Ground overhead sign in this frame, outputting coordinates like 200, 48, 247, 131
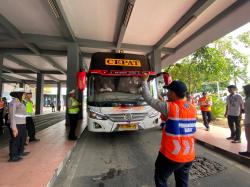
105, 58, 141, 67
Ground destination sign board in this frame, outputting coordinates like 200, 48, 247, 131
105, 58, 141, 67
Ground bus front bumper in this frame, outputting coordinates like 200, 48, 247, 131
87, 115, 161, 132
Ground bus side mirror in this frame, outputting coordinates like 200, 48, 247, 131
163, 73, 172, 86
77, 71, 86, 91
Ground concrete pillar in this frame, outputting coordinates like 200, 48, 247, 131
0, 55, 3, 97
35, 73, 44, 115
151, 49, 162, 73
67, 43, 79, 95
19, 81, 24, 88
78, 55, 84, 119
151, 49, 162, 89
67, 43, 84, 120
57, 82, 61, 111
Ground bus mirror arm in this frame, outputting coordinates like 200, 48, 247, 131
156, 72, 167, 77
147, 75, 156, 82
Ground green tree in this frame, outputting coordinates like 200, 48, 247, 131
166, 34, 250, 93
237, 31, 250, 48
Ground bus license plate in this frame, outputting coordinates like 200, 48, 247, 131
119, 124, 137, 130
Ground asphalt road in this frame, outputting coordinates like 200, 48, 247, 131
53, 128, 250, 187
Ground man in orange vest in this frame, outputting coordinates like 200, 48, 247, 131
198, 92, 212, 131
141, 73, 196, 187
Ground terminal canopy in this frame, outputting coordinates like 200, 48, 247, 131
0, 0, 250, 83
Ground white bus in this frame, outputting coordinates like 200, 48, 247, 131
87, 52, 161, 132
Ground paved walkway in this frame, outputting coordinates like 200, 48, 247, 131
195, 123, 247, 155
0, 120, 248, 187
0, 119, 86, 187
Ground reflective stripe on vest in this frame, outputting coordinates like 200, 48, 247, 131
160, 100, 196, 163
0, 101, 4, 109
68, 97, 80, 114
15, 114, 27, 118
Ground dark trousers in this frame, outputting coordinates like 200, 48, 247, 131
9, 124, 27, 158
201, 111, 211, 129
4, 113, 8, 126
227, 115, 241, 140
68, 114, 78, 139
155, 152, 192, 187
0, 110, 4, 133
26, 117, 36, 140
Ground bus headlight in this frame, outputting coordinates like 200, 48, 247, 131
88, 110, 108, 120
148, 110, 159, 118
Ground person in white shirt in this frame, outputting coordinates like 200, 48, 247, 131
224, 85, 244, 143
239, 84, 250, 157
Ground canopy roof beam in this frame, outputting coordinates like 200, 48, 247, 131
0, 14, 66, 74
48, 0, 76, 41
115, 0, 136, 51
46, 74, 60, 82
0, 48, 67, 56
1, 74, 22, 83
2, 69, 63, 74
153, 0, 215, 50
0, 33, 175, 53
5, 55, 39, 73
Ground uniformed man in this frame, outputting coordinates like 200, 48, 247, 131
9, 88, 30, 162
67, 89, 80, 140
141, 73, 197, 187
25, 91, 40, 142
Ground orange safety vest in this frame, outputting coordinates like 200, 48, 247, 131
199, 96, 211, 111
0, 101, 4, 110
160, 99, 196, 163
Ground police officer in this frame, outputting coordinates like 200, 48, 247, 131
67, 89, 80, 140
25, 91, 40, 142
9, 88, 30, 162
141, 73, 196, 187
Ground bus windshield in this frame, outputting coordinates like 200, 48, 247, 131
87, 75, 155, 106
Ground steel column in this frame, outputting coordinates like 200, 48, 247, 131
151, 49, 162, 90
35, 73, 44, 115
78, 55, 84, 119
151, 49, 161, 73
57, 82, 61, 111
67, 43, 79, 94
19, 81, 24, 88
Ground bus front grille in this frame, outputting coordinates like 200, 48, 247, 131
108, 113, 147, 122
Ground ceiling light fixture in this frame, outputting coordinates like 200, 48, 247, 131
48, 0, 60, 19
123, 2, 134, 27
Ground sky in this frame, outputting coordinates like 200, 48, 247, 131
226, 22, 250, 74
222, 22, 250, 90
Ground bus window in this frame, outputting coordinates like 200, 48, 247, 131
94, 76, 114, 93
117, 77, 141, 94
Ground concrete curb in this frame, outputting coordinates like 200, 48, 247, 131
46, 140, 78, 187
195, 138, 250, 168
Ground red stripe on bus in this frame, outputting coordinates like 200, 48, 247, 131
88, 70, 156, 76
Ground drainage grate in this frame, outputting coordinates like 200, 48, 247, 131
190, 156, 227, 180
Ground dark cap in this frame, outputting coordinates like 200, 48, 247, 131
165, 80, 187, 96
227, 85, 237, 89
202, 91, 207, 95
